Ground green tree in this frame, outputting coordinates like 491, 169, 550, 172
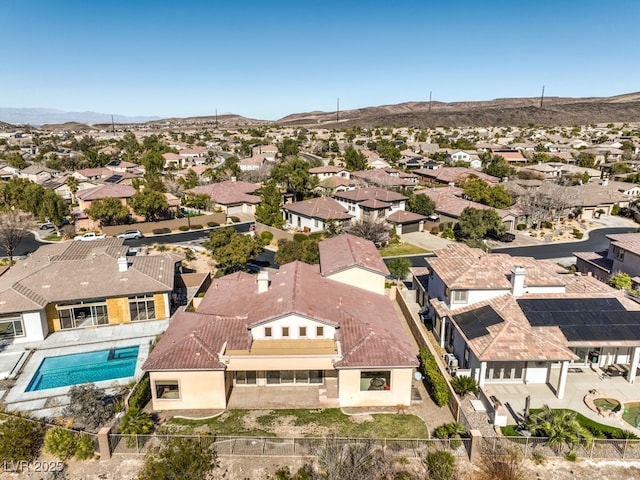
0, 414, 44, 464
204, 227, 263, 274
407, 192, 436, 216
271, 157, 318, 201
183, 193, 212, 211
255, 180, 285, 227
456, 207, 505, 240
177, 169, 200, 190
139, 150, 166, 176
526, 405, 593, 454
387, 257, 411, 283
344, 146, 367, 171
373, 138, 401, 163
450, 375, 479, 397
85, 197, 130, 226
278, 138, 300, 158
118, 131, 141, 162
425, 450, 457, 480
608, 272, 632, 290
576, 152, 596, 169
137, 437, 220, 480
482, 155, 515, 179
40, 189, 68, 225
274, 239, 320, 265
346, 219, 390, 246
66, 175, 79, 201
130, 189, 170, 222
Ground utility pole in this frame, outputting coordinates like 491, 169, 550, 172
215, 108, 218, 128
429, 91, 432, 113
540, 85, 545, 108
111, 115, 115, 134
336, 97, 339, 123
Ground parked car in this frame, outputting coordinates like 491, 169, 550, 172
38, 221, 54, 230
427, 214, 440, 222
500, 232, 516, 242
74, 232, 107, 241
116, 230, 144, 240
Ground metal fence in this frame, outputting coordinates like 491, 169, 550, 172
108, 434, 471, 458
483, 436, 640, 461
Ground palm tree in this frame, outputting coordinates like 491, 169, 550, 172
66, 175, 79, 203
450, 375, 479, 397
526, 405, 593, 454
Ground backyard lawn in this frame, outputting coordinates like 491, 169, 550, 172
379, 243, 429, 257
161, 408, 430, 439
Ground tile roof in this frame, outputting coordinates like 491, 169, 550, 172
414, 167, 500, 185
428, 244, 564, 290
319, 234, 389, 277
187, 180, 261, 205
0, 241, 182, 314
386, 210, 427, 224
333, 187, 407, 203
76, 183, 136, 201
146, 237, 415, 372
283, 197, 353, 221
607, 233, 640, 257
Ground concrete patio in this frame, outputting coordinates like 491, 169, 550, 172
482, 364, 640, 434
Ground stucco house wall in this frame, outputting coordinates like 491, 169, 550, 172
150, 370, 227, 410
338, 368, 414, 407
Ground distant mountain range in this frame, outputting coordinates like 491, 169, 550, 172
3, 93, 640, 129
0, 108, 160, 126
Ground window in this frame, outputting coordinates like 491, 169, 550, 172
282, 327, 289, 337
155, 380, 180, 399
265, 370, 323, 385
360, 371, 391, 391
267, 371, 280, 384
129, 295, 156, 321
264, 327, 272, 338
235, 371, 257, 385
299, 326, 307, 337
614, 247, 625, 261
57, 299, 108, 329
316, 326, 324, 337
0, 314, 24, 338
281, 370, 294, 384
451, 290, 468, 304
314, 219, 318, 228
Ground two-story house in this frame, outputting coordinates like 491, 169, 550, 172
575, 233, 640, 284
143, 234, 418, 410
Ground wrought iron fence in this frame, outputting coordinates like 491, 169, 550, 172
483, 436, 640, 460
108, 434, 470, 458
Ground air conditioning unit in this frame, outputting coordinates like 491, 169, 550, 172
444, 353, 457, 368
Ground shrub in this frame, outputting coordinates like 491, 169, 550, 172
152, 227, 171, 235
309, 232, 324, 241
183, 248, 195, 261
433, 422, 465, 450
293, 233, 309, 242
572, 228, 583, 239
229, 216, 240, 223
0, 414, 44, 463
425, 450, 456, 480
516, 223, 526, 230
261, 231, 274, 245
178, 225, 189, 231
476, 447, 526, 480
419, 348, 449, 407
128, 375, 152, 411
74, 434, 96, 460
190, 224, 203, 230
119, 408, 155, 446
137, 437, 220, 480
441, 228, 455, 239
44, 427, 78, 461
612, 203, 621, 215
430, 226, 440, 235
564, 451, 577, 462
64, 384, 114, 431
207, 221, 219, 227
438, 222, 445, 232
541, 221, 553, 229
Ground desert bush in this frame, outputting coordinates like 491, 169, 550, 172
178, 225, 189, 231
207, 221, 219, 227
0, 414, 44, 463
44, 427, 78, 460
476, 447, 526, 480
152, 227, 171, 234
64, 384, 114, 431
431, 226, 440, 235
516, 223, 526, 230
229, 216, 240, 223
190, 224, 203, 230
261, 230, 274, 245
293, 233, 309, 242
425, 450, 456, 480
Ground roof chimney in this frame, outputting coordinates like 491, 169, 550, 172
117, 256, 129, 272
257, 271, 270, 293
510, 266, 525, 297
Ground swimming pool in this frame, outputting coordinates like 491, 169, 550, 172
26, 346, 139, 392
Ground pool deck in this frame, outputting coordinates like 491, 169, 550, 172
0, 319, 170, 417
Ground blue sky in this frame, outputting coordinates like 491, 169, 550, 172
2, 0, 639, 120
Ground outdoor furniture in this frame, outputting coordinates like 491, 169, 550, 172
605, 364, 625, 377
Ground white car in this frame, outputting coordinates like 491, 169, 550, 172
74, 232, 107, 241
116, 230, 144, 240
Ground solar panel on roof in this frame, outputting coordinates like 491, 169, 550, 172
517, 298, 640, 342
105, 175, 123, 183
453, 305, 504, 340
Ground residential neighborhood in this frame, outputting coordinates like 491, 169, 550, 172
2, 117, 640, 478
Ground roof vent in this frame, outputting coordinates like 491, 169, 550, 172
257, 271, 270, 294
117, 256, 129, 272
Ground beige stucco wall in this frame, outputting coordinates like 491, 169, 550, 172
226, 356, 337, 372
338, 368, 414, 407
251, 314, 337, 340
326, 267, 385, 295
150, 370, 227, 410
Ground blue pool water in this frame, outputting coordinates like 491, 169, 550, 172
26, 346, 139, 392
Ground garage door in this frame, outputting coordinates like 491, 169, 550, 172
227, 205, 244, 215
402, 222, 421, 234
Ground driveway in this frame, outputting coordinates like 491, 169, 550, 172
400, 231, 454, 251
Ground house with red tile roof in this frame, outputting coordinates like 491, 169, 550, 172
416, 243, 640, 399
332, 187, 408, 223
143, 234, 418, 410
575, 232, 640, 284
186, 179, 261, 215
